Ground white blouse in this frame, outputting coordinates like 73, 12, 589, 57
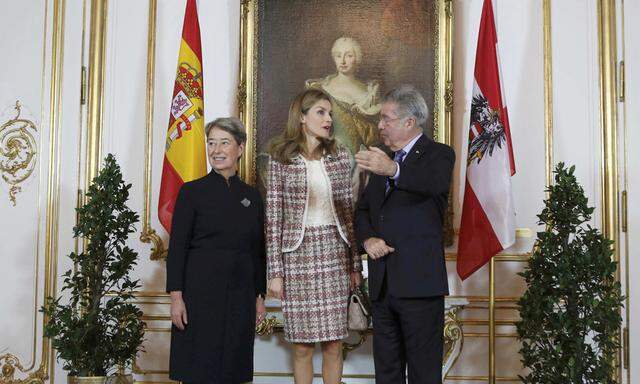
304, 159, 337, 227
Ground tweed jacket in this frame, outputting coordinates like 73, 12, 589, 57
266, 147, 361, 279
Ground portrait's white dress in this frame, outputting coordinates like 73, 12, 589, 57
306, 74, 381, 156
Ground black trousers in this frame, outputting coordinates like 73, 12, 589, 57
372, 280, 445, 384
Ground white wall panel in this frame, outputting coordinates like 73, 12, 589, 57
551, 0, 602, 226
494, 0, 546, 242
0, 0, 50, 368
0, 1, 84, 383
622, 0, 639, 382
102, 0, 151, 282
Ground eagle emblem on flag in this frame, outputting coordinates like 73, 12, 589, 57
457, 0, 516, 281
467, 93, 506, 166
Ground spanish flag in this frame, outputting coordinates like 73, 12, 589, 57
158, 0, 206, 234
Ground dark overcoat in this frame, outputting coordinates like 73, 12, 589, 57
166, 171, 266, 384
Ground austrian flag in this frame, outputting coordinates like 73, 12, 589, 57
457, 0, 516, 280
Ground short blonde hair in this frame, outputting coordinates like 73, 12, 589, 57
331, 37, 362, 64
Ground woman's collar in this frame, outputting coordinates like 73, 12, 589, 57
210, 169, 239, 182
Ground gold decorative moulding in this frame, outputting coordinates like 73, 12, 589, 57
0, 101, 38, 206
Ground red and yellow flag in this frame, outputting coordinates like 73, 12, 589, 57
158, 0, 206, 234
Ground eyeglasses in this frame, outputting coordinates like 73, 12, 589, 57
379, 115, 408, 126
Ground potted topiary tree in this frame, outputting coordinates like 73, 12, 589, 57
42, 154, 145, 384
517, 162, 624, 383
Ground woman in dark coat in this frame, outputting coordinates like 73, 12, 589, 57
166, 117, 266, 384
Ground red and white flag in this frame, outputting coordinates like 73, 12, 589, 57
457, 0, 516, 280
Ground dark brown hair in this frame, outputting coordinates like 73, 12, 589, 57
268, 89, 337, 164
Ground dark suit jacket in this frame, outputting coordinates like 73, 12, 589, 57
356, 135, 455, 300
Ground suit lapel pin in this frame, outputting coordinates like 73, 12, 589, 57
241, 198, 251, 207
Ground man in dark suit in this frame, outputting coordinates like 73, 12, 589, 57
355, 85, 455, 383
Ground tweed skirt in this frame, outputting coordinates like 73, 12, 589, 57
281, 224, 350, 343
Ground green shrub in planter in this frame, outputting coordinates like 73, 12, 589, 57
517, 163, 623, 383
42, 154, 145, 377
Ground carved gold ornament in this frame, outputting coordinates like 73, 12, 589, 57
139, 228, 167, 260
0, 101, 38, 206
0, 354, 47, 384
442, 306, 464, 377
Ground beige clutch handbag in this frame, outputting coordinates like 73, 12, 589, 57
347, 286, 371, 331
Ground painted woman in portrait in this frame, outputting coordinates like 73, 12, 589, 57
306, 37, 381, 197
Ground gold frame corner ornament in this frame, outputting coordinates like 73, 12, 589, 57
0, 100, 38, 206
0, 354, 48, 384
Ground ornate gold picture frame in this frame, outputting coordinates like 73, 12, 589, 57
237, 0, 453, 187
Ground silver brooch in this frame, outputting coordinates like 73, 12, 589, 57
240, 198, 251, 207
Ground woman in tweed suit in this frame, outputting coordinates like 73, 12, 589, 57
266, 89, 362, 384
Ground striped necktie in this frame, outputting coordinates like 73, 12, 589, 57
386, 149, 407, 192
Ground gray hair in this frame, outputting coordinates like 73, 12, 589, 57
331, 37, 363, 65
382, 85, 429, 129
205, 117, 246, 145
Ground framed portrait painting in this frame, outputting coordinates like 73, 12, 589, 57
238, 0, 453, 210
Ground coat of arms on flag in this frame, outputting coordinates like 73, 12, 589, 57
468, 93, 507, 165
